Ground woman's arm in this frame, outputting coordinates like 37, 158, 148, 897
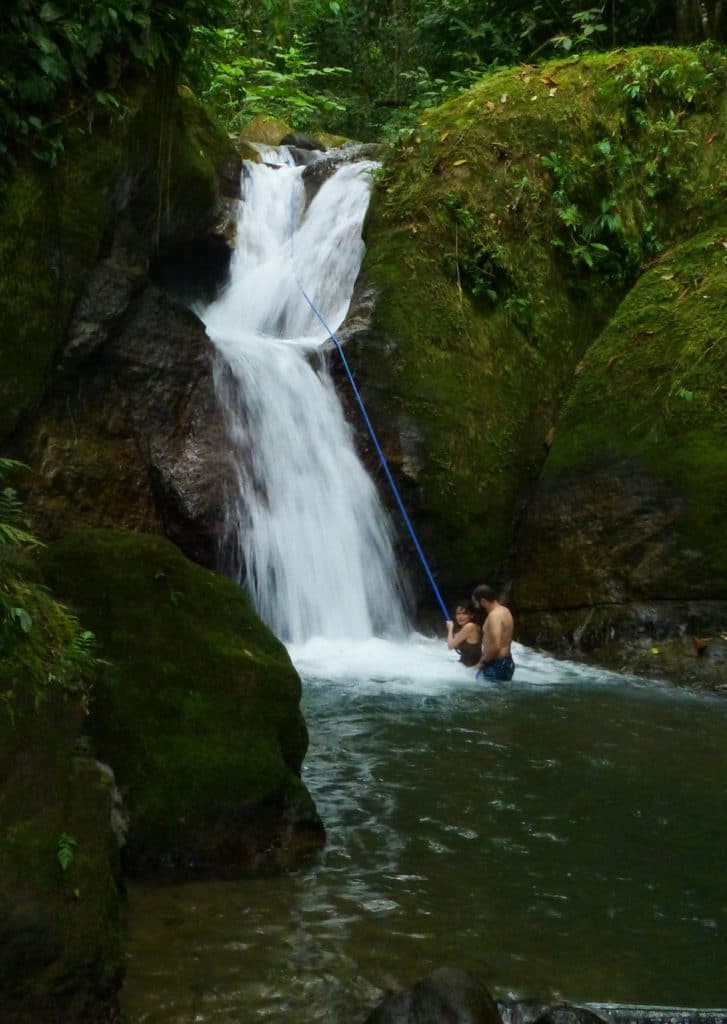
447, 621, 479, 650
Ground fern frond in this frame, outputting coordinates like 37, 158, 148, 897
0, 523, 41, 548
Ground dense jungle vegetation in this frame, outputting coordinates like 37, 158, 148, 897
2, 0, 726, 181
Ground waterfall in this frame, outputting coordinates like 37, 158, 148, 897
202, 149, 410, 644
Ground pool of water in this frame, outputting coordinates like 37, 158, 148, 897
122, 639, 727, 1022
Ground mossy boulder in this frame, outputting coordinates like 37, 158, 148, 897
240, 114, 292, 146
39, 529, 324, 872
511, 228, 727, 688
5, 80, 241, 564
361, 46, 727, 593
0, 686, 122, 1023
0, 76, 240, 448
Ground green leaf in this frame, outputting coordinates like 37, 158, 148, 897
39, 3, 62, 21
57, 833, 78, 872
10, 607, 33, 633
0, 523, 41, 547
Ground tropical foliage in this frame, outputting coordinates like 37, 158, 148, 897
0, 0, 231, 174
3, 0, 725, 165
0, 459, 100, 718
198, 0, 727, 138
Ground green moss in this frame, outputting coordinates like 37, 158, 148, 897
363, 46, 727, 587
540, 227, 727, 595
0, 77, 238, 446
0, 687, 121, 1018
0, 130, 124, 442
240, 115, 292, 145
38, 529, 319, 866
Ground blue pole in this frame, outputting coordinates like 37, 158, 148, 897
287, 165, 450, 621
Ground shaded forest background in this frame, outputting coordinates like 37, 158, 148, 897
2, 0, 726, 182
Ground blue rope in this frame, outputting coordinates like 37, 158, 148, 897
286, 163, 450, 621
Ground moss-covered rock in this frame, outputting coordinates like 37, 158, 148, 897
0, 76, 240, 448
511, 228, 727, 688
4, 79, 242, 565
0, 686, 122, 1023
361, 46, 727, 592
240, 114, 292, 146
39, 529, 324, 872
0, 129, 125, 444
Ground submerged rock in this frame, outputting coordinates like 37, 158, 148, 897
364, 967, 502, 1024
532, 1008, 610, 1024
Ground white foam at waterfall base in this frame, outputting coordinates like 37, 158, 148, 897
286, 635, 654, 696
202, 152, 409, 643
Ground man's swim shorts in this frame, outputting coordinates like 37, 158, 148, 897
477, 656, 515, 681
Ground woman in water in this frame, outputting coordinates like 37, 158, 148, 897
446, 600, 483, 668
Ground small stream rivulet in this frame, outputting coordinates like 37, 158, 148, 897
122, 150, 727, 1021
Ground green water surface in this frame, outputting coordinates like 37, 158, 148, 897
123, 665, 727, 1022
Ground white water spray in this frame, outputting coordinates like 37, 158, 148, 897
202, 150, 409, 643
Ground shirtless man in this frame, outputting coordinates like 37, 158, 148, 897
472, 584, 515, 681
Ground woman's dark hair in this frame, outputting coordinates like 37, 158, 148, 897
455, 598, 483, 627
454, 598, 476, 616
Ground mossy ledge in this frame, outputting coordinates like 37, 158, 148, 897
39, 529, 325, 874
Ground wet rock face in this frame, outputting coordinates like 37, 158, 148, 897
511, 453, 727, 688
302, 142, 381, 204
5, 80, 242, 569
512, 458, 689, 609
20, 285, 234, 568
364, 968, 502, 1024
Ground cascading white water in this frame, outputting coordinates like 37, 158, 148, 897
202, 149, 409, 644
